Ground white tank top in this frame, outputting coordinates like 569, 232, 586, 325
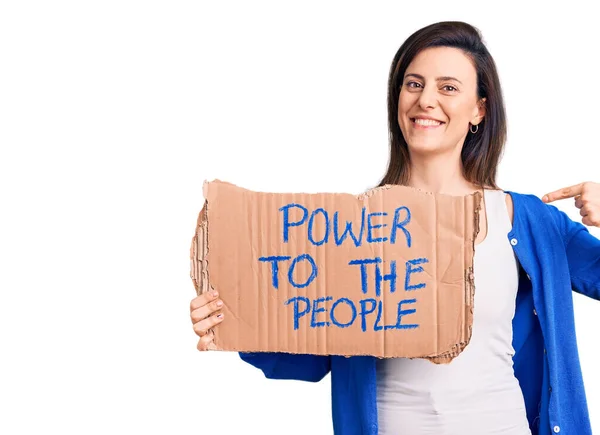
376, 189, 531, 435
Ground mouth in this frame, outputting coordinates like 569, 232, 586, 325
410, 117, 445, 129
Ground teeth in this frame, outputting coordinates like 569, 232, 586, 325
414, 118, 442, 126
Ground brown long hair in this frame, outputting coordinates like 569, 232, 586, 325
377, 21, 507, 189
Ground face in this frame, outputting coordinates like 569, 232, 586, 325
398, 46, 485, 155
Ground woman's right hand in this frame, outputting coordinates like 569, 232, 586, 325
190, 290, 225, 351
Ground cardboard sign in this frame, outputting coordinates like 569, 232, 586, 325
190, 180, 481, 363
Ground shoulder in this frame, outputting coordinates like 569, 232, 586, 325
499, 189, 547, 226
502, 189, 576, 238
501, 189, 544, 211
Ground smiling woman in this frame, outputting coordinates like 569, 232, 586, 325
398, 48, 486, 157
379, 29, 505, 191
190, 20, 600, 435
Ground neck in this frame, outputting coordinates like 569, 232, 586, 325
406, 151, 480, 196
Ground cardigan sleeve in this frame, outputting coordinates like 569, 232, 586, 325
549, 204, 600, 301
238, 352, 331, 382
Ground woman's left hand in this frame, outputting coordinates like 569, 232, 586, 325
543, 181, 600, 227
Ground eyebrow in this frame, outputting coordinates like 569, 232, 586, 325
404, 73, 463, 85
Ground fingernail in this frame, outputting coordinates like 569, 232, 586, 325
216, 313, 223, 319
542, 195, 548, 202
211, 291, 218, 298
216, 299, 223, 307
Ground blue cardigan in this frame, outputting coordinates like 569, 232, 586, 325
239, 191, 600, 435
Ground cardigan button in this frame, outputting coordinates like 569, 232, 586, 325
553, 425, 560, 433
533, 309, 537, 316
510, 238, 518, 246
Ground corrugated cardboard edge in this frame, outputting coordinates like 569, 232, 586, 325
190, 180, 482, 360
422, 189, 481, 364
189, 180, 219, 351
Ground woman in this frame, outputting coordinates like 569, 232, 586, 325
190, 21, 600, 435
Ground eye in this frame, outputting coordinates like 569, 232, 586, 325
406, 81, 422, 89
443, 85, 458, 92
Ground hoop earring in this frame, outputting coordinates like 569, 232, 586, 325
469, 123, 479, 134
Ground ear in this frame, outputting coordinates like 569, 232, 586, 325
471, 97, 486, 124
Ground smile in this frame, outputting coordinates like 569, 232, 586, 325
410, 118, 445, 129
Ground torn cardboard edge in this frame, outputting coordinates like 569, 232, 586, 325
190, 179, 481, 363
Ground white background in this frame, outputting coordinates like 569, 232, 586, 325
1, 1, 599, 434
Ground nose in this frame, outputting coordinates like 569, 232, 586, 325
417, 84, 438, 109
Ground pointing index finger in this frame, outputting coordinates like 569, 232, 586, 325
543, 183, 584, 203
